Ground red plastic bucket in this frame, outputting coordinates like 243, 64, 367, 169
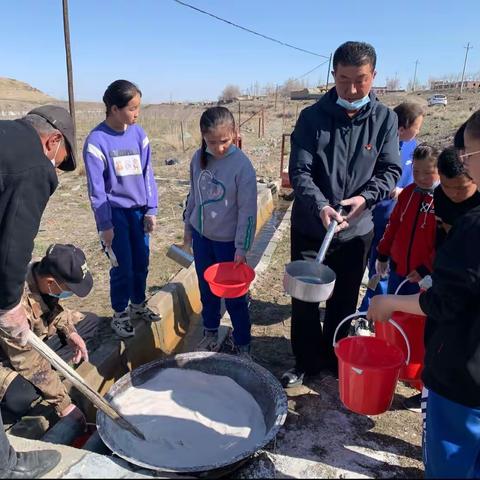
376, 312, 425, 389
204, 262, 255, 298
334, 313, 409, 415
375, 279, 427, 390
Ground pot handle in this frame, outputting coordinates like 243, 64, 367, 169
315, 206, 345, 264
332, 311, 411, 365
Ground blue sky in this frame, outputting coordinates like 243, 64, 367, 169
0, 0, 478, 102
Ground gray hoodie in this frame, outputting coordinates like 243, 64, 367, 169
184, 147, 257, 256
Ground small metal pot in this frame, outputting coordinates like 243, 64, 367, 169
167, 244, 194, 268
283, 214, 340, 302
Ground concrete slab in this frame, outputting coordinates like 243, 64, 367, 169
7, 435, 156, 479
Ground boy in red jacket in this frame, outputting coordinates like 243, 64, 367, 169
376, 144, 440, 295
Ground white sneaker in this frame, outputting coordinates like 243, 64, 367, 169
195, 330, 220, 352
129, 302, 161, 323
111, 311, 135, 338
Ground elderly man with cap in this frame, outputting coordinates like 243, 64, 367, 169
0, 244, 92, 425
0, 106, 76, 478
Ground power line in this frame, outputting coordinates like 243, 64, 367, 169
172, 0, 329, 59
295, 59, 330, 81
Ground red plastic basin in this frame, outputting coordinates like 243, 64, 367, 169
204, 262, 255, 298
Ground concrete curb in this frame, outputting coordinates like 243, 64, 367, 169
251, 202, 292, 284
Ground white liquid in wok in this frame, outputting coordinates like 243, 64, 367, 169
108, 368, 266, 470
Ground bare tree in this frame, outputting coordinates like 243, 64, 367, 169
262, 82, 276, 96
386, 76, 400, 91
407, 79, 422, 92
280, 78, 306, 96
219, 84, 241, 103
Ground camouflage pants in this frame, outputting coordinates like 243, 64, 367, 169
0, 334, 71, 415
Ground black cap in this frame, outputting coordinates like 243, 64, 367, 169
39, 244, 93, 298
27, 105, 77, 172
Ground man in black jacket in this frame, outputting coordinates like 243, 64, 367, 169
282, 41, 401, 387
0, 105, 76, 478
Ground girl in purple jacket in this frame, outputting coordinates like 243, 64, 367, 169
83, 80, 159, 337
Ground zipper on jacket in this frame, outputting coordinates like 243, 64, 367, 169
405, 196, 422, 273
342, 123, 354, 201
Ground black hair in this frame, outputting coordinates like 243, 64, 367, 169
199, 106, 236, 170
333, 41, 377, 71
103, 80, 142, 116
413, 143, 440, 166
454, 122, 467, 149
394, 102, 425, 129
36, 253, 54, 278
438, 146, 471, 179
465, 109, 480, 139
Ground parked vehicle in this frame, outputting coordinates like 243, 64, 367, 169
428, 94, 448, 107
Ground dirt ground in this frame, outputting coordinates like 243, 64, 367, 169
237, 222, 424, 479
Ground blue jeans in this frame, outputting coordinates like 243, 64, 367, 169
192, 229, 251, 347
424, 389, 480, 478
387, 268, 420, 295
110, 208, 150, 313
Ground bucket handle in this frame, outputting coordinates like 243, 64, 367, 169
332, 311, 411, 365
394, 278, 422, 296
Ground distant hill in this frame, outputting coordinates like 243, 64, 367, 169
0, 77, 56, 103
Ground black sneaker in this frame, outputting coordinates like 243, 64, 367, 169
281, 368, 305, 388
403, 393, 422, 413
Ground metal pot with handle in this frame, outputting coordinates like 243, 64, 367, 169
283, 208, 343, 302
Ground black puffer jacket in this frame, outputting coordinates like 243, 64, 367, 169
420, 204, 480, 407
0, 119, 57, 310
289, 87, 401, 241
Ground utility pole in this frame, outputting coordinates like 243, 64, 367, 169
460, 42, 473, 93
274, 84, 278, 111
325, 52, 332, 90
62, 0, 76, 140
412, 60, 419, 92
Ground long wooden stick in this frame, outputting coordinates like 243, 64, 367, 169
26, 331, 145, 440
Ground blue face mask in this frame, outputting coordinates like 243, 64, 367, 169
48, 281, 74, 299
415, 179, 440, 194
336, 95, 371, 111
206, 144, 237, 158
49, 290, 74, 300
